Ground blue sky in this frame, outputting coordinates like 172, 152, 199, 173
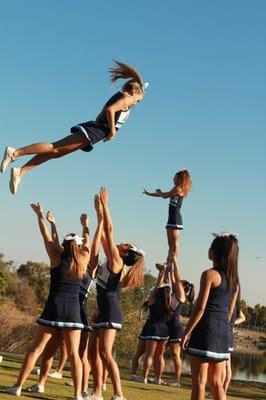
0, 1, 265, 306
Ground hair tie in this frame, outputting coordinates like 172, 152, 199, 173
64, 234, 84, 246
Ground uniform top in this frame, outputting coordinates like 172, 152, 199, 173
149, 296, 169, 322
170, 294, 184, 318
96, 92, 131, 130
169, 194, 183, 208
47, 256, 82, 297
96, 260, 122, 295
204, 268, 233, 316
80, 272, 94, 299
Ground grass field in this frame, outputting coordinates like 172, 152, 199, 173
0, 353, 265, 400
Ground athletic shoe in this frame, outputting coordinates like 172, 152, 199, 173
168, 380, 181, 387
9, 167, 22, 194
48, 370, 62, 379
152, 378, 167, 385
6, 385, 22, 396
134, 376, 147, 384
87, 394, 103, 400
73, 396, 83, 400
0, 146, 16, 173
32, 367, 40, 375
82, 392, 88, 399
111, 396, 127, 400
129, 374, 140, 381
26, 383, 44, 393
0, 355, 3, 362
102, 383, 107, 391
65, 380, 74, 386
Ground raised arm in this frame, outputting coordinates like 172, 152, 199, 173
46, 210, 63, 252
99, 187, 123, 273
88, 194, 104, 278
181, 269, 215, 350
143, 186, 180, 199
170, 263, 186, 303
80, 213, 90, 257
31, 203, 60, 266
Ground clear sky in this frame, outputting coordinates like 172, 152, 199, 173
0, 1, 265, 306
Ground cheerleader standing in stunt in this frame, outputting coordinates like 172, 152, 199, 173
181, 233, 240, 400
143, 170, 191, 268
6, 203, 90, 400
1, 60, 147, 194
89, 188, 144, 400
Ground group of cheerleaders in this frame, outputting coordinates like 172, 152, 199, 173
2, 61, 241, 400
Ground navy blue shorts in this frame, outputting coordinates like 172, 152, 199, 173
71, 121, 110, 152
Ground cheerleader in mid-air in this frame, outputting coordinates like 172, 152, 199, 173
1, 60, 147, 194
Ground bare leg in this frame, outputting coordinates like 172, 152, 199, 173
89, 330, 103, 396
190, 355, 209, 400
99, 328, 123, 397
154, 341, 167, 380
15, 325, 55, 387
143, 340, 158, 380
131, 339, 145, 375
79, 330, 90, 394
16, 133, 89, 176
208, 361, 226, 400
62, 329, 82, 396
56, 339, 68, 374
166, 228, 180, 269
170, 343, 182, 382
223, 356, 232, 395
38, 332, 62, 385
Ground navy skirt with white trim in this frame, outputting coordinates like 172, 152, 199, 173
37, 294, 84, 330
168, 317, 184, 343
139, 319, 169, 341
165, 205, 183, 230
93, 293, 122, 331
187, 314, 230, 361
71, 121, 109, 152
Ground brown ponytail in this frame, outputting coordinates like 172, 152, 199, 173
109, 60, 144, 94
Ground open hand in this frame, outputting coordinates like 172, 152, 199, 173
94, 194, 103, 217
99, 187, 109, 204
31, 202, 43, 215
103, 132, 116, 142
80, 213, 89, 227
46, 210, 56, 224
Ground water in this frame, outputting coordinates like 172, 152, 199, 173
180, 350, 266, 383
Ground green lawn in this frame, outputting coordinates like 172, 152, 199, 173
0, 353, 265, 400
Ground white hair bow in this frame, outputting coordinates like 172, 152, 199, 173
64, 234, 84, 246
212, 231, 238, 238
142, 82, 149, 91
130, 244, 146, 256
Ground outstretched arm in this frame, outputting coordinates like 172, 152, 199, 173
143, 186, 179, 199
99, 187, 123, 273
170, 262, 186, 303
89, 194, 104, 278
31, 203, 60, 266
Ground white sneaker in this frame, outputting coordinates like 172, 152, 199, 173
134, 376, 147, 384
32, 367, 40, 375
0, 355, 3, 362
26, 383, 44, 393
9, 167, 22, 194
0, 146, 16, 173
153, 378, 167, 385
6, 385, 22, 396
129, 374, 139, 381
102, 383, 107, 391
168, 380, 181, 387
73, 396, 83, 400
87, 394, 103, 400
65, 380, 74, 386
48, 370, 62, 379
111, 396, 127, 400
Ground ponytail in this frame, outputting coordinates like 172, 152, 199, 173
109, 60, 144, 94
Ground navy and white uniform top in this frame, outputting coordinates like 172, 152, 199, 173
166, 194, 184, 230
80, 272, 94, 331
167, 294, 185, 342
37, 256, 84, 329
71, 92, 131, 152
187, 268, 233, 361
96, 91, 131, 129
93, 260, 123, 330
